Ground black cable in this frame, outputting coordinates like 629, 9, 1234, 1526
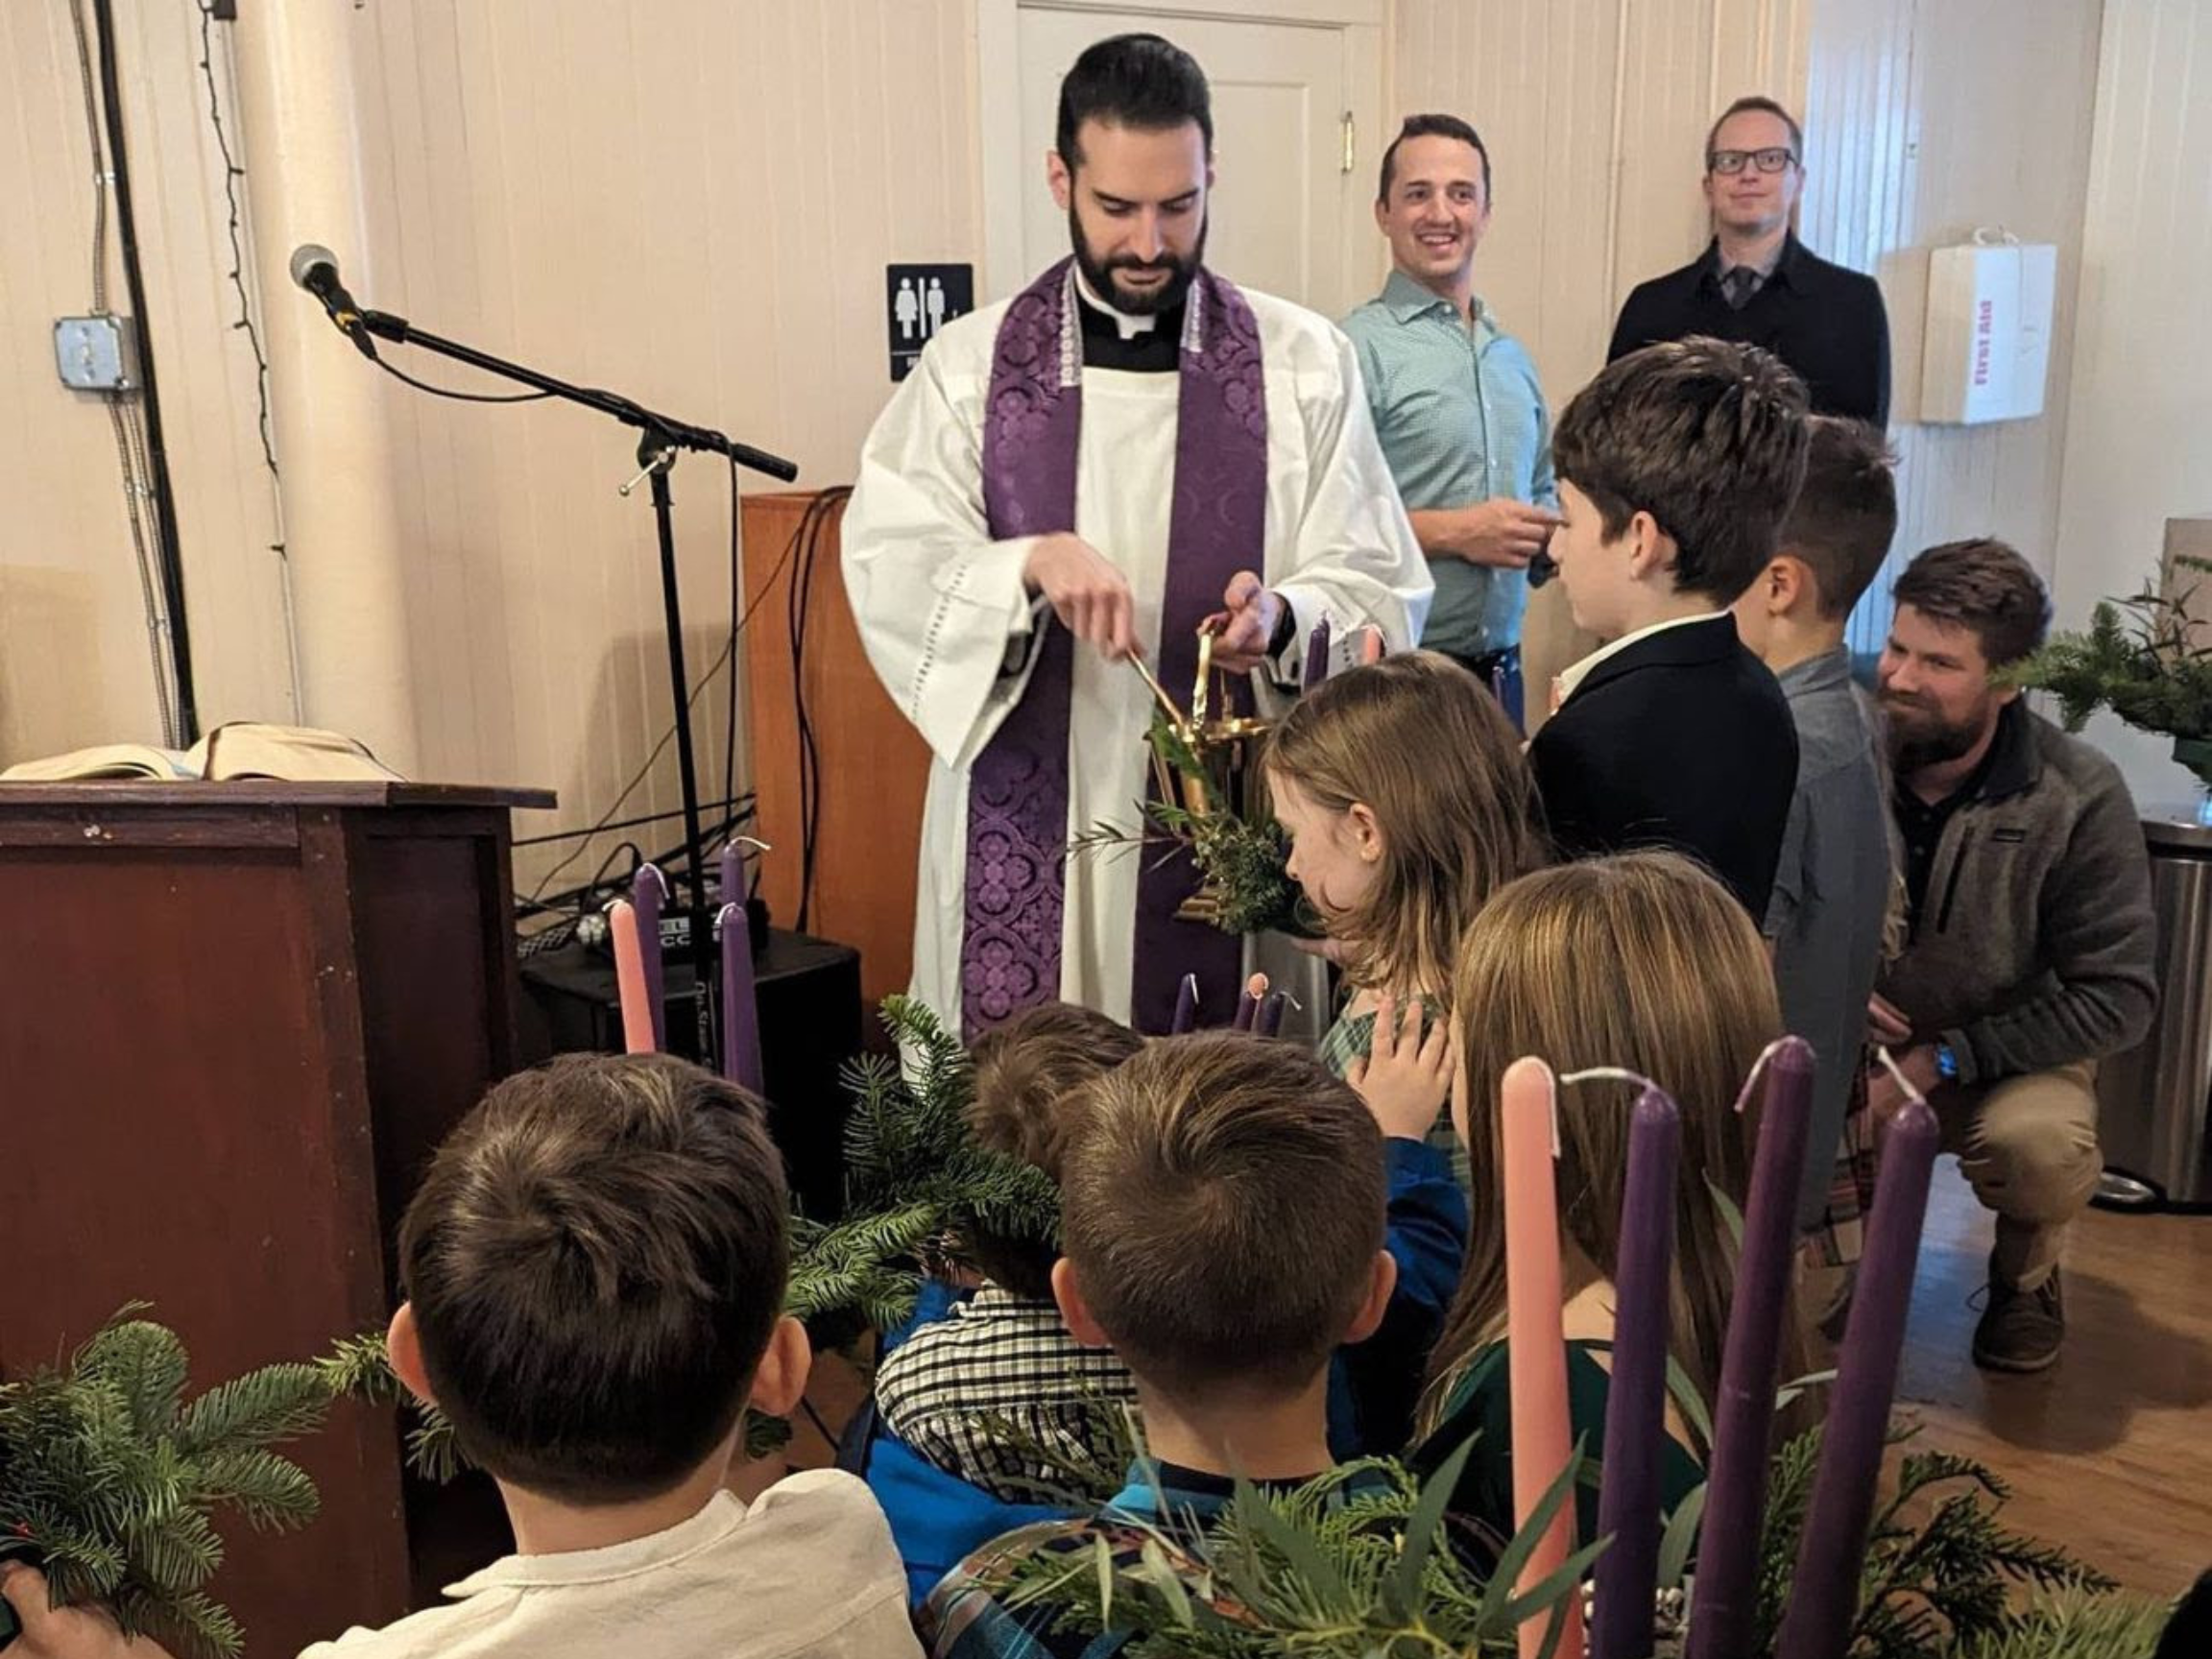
91, 0, 198, 744
786, 488, 850, 934
369, 354, 556, 404
195, 4, 278, 483
513, 793, 753, 849
524, 484, 811, 905
801, 1396, 839, 1450
724, 461, 742, 825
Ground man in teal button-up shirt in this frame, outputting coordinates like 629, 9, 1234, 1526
1342, 115, 1559, 726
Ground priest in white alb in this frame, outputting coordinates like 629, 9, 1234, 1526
843, 34, 1430, 1038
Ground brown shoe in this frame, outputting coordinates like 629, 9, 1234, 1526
1972, 1265, 2064, 1373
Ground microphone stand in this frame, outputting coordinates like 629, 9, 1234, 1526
352, 303, 796, 1060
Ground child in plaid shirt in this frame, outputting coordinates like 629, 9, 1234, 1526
874, 1004, 1145, 1504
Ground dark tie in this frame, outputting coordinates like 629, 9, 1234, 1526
1722, 266, 1762, 311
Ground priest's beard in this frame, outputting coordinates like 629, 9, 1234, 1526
1070, 206, 1207, 316
1884, 688, 1995, 774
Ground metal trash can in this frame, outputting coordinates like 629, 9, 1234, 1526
2097, 809, 2212, 1209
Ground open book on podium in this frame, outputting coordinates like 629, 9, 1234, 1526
1, 721, 398, 783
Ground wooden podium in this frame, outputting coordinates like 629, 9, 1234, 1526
0, 781, 551, 1658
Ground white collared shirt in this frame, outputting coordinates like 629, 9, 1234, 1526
1552, 611, 1731, 708
300, 1473, 920, 1659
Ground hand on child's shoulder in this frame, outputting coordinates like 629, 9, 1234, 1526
1345, 994, 1455, 1143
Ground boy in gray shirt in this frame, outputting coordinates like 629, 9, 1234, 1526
1730, 417, 1897, 1233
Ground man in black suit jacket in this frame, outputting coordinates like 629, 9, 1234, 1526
1532, 338, 1809, 917
1608, 97, 1889, 425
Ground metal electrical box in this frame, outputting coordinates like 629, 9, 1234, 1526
53, 314, 141, 392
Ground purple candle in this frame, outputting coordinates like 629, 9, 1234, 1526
1170, 973, 1200, 1034
717, 900, 764, 1093
1256, 991, 1287, 1038
631, 863, 669, 1051
1594, 1085, 1680, 1659
1301, 614, 1334, 691
1684, 1037, 1815, 1659
1774, 1097, 1939, 1659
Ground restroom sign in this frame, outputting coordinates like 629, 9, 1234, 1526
888, 264, 974, 381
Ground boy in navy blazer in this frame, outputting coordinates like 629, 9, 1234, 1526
1529, 337, 1810, 916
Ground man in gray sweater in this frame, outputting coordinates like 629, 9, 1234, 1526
1865, 540, 2155, 1373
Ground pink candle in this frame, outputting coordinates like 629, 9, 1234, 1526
1232, 971, 1268, 1032
608, 900, 657, 1054
1503, 1056, 1581, 1659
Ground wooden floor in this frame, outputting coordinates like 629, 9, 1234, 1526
764, 1157, 2212, 1598
1892, 1158, 2212, 1597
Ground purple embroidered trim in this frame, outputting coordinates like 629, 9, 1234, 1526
962, 260, 1266, 1038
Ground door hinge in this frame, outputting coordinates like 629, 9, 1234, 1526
1340, 110, 1356, 175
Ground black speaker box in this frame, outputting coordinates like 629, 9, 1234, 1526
518, 929, 862, 1219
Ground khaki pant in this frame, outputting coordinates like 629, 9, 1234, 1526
1930, 1061, 2102, 1290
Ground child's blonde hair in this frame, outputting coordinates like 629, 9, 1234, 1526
1264, 651, 1544, 998
1419, 852, 1811, 1442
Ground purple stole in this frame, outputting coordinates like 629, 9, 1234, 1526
962, 258, 1265, 1040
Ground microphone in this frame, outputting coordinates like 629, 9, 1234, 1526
289, 244, 377, 357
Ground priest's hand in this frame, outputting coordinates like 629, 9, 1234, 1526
1024, 533, 1141, 661
1213, 570, 1284, 672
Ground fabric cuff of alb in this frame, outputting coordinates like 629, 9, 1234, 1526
1263, 588, 1310, 685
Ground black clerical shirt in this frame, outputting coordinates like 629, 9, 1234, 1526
1607, 232, 1891, 424
1078, 292, 1181, 372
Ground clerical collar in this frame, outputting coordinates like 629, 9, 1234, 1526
1074, 276, 1184, 373
1074, 271, 1164, 338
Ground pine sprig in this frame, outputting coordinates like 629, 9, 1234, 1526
1737, 1420, 2128, 1659
981, 1434, 1597, 1659
0, 1310, 333, 1659
2007, 559, 2212, 762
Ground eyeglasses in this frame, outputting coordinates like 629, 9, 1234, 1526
1708, 147, 1797, 176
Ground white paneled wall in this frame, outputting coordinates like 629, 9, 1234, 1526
2050, 0, 2212, 807
0, 1, 297, 760
1, 2, 983, 894
1804, 0, 2104, 662
1390, 0, 1807, 400
349, 0, 983, 889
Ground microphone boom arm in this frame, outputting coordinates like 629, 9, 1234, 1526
352, 307, 796, 480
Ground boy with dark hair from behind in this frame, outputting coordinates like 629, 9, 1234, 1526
1731, 415, 1900, 1243
1532, 335, 1810, 918
923, 1035, 1400, 1659
0, 1053, 922, 1659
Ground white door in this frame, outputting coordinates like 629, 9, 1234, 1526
986, 5, 1383, 320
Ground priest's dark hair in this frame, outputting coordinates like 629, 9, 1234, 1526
397, 1052, 791, 1503
1056, 33, 1214, 167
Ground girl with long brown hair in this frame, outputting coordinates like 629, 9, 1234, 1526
1413, 851, 1815, 1543
1263, 651, 1546, 1141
